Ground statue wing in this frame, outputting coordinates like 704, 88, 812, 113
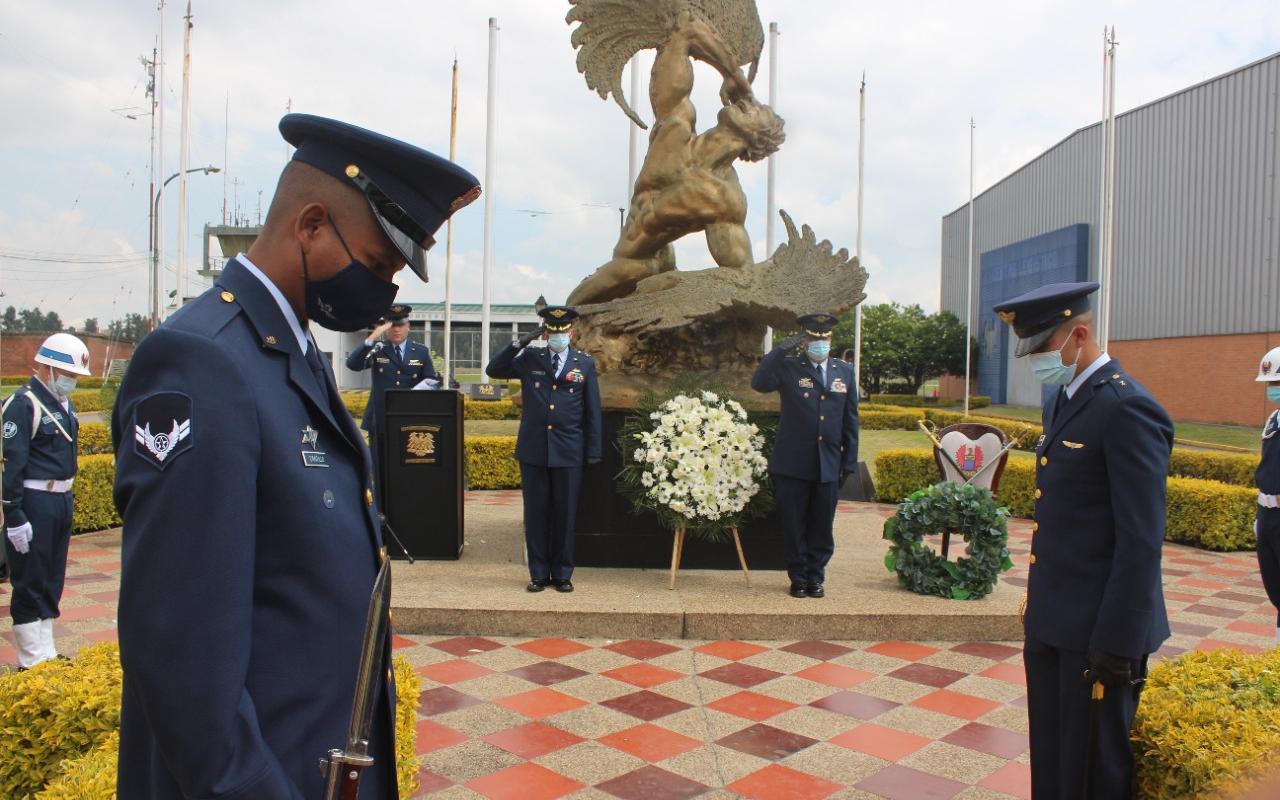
567, 0, 765, 129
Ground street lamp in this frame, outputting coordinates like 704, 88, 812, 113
151, 165, 220, 327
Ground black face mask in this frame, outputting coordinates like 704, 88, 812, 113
301, 214, 399, 332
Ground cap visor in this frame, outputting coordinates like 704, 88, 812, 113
1014, 328, 1056, 358
364, 196, 430, 281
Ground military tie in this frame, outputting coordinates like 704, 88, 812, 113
552, 352, 562, 378
1052, 387, 1067, 421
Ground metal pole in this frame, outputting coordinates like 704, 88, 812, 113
480, 17, 498, 385
854, 73, 865, 393
176, 1, 192, 311
145, 48, 158, 328
155, 0, 166, 329
762, 21, 778, 353
1103, 28, 1118, 350
964, 118, 975, 416
1096, 27, 1111, 349
628, 53, 641, 197
222, 92, 229, 224
444, 57, 458, 386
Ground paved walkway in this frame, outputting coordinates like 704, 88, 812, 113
1, 493, 1274, 799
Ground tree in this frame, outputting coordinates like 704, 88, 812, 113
858, 303, 911, 394
107, 313, 150, 343
858, 303, 977, 394
1, 306, 17, 332
83, 318, 100, 334
41, 311, 63, 332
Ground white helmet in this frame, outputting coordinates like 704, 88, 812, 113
1257, 346, 1280, 382
35, 332, 92, 376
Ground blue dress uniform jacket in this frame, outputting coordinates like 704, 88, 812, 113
1258, 409, 1280, 494
2, 379, 79, 527
751, 349, 860, 482
346, 338, 438, 432
486, 343, 602, 466
111, 258, 396, 800
1025, 360, 1173, 659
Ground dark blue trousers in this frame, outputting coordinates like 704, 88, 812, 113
1024, 635, 1147, 800
772, 474, 838, 585
5, 490, 73, 624
519, 463, 582, 582
1257, 507, 1280, 626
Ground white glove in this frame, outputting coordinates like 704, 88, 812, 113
7, 522, 33, 555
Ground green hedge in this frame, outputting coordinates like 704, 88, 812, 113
465, 436, 521, 489
3, 376, 105, 389
871, 393, 990, 409
72, 455, 121, 534
1133, 648, 1280, 799
78, 423, 112, 455
337, 391, 520, 421
861, 408, 928, 430
874, 449, 1257, 551
1169, 450, 1259, 488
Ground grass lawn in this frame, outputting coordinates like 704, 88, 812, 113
987, 403, 1261, 452
466, 419, 520, 437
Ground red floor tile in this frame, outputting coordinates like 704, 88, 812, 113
596, 765, 708, 800
867, 641, 939, 661
391, 634, 417, 650
941, 722, 1028, 759
978, 761, 1032, 799
493, 687, 588, 719
979, 662, 1028, 686
694, 640, 770, 661
792, 662, 875, 689
707, 690, 797, 722
810, 690, 899, 720
602, 663, 685, 689
888, 662, 969, 688
418, 686, 484, 716
601, 690, 693, 721
912, 689, 1001, 720
483, 721, 583, 759
416, 658, 494, 685
716, 723, 817, 761
950, 642, 1021, 661
856, 763, 967, 800
779, 640, 854, 661
415, 719, 469, 755
605, 639, 682, 660
728, 763, 842, 800
430, 636, 505, 657
598, 723, 702, 762
412, 767, 453, 796
1226, 620, 1276, 637
506, 660, 589, 686
698, 662, 784, 688
1195, 639, 1264, 654
466, 762, 584, 800
829, 723, 931, 761
515, 638, 592, 659
57, 605, 114, 621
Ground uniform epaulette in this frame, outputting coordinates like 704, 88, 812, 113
166, 290, 240, 339
1098, 371, 1136, 396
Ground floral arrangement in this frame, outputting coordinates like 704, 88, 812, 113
617, 389, 772, 540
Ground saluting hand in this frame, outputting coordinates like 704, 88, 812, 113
369, 321, 394, 341
777, 333, 805, 352
517, 326, 546, 348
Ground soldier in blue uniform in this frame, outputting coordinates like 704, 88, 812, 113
346, 302, 439, 480
486, 306, 601, 592
994, 282, 1173, 800
751, 313, 859, 599
2, 333, 90, 669
1253, 346, 1280, 645
111, 113, 479, 800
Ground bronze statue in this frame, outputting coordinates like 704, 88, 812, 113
567, 0, 784, 305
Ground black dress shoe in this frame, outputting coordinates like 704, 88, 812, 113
527, 579, 550, 592
807, 582, 825, 598
789, 583, 808, 598
553, 579, 574, 593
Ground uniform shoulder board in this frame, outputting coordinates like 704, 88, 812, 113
1099, 371, 1136, 396
169, 289, 240, 338
575, 350, 594, 361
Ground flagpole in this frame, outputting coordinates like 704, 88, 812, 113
444, 57, 459, 386
480, 17, 498, 385
854, 73, 865, 393
964, 118, 975, 417
176, 1, 193, 311
762, 21, 779, 353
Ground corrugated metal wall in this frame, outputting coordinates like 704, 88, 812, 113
941, 52, 1279, 341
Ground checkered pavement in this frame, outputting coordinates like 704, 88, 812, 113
1, 493, 1274, 799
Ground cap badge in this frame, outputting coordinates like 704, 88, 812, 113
996, 310, 1016, 325
1265, 361, 1273, 374
1063, 308, 1073, 317
549, 308, 567, 318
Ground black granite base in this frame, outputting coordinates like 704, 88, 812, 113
576, 410, 787, 570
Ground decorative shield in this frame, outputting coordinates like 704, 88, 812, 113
933, 423, 1011, 494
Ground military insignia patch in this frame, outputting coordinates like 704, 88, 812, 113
2, 421, 16, 439
831, 378, 848, 393
566, 368, 585, 383
133, 392, 193, 471
798, 377, 814, 388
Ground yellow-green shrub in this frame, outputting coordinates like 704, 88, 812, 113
0, 642, 122, 798
394, 652, 423, 797
36, 732, 118, 800
870, 393, 990, 409
465, 436, 521, 489
924, 409, 1043, 451
1165, 477, 1258, 551
464, 398, 520, 420
4, 376, 105, 389
874, 448, 1034, 516
1169, 450, 1258, 488
341, 390, 369, 419
77, 422, 112, 455
69, 389, 108, 414
860, 408, 927, 430
72, 455, 120, 534
1133, 648, 1280, 800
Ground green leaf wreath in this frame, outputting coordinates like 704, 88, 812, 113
616, 376, 775, 542
882, 482, 1014, 600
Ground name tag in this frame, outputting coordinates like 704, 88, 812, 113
375, 357, 390, 364
302, 451, 330, 468
408, 359, 423, 366
531, 370, 547, 376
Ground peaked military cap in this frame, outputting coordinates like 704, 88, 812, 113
384, 303, 412, 323
538, 305, 579, 332
797, 312, 838, 338
279, 113, 481, 283
993, 281, 1099, 357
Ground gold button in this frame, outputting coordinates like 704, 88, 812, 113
1029, 554, 1038, 564
1032, 522, 1039, 532
365, 488, 373, 507
220, 290, 235, 303
818, 435, 823, 441
1040, 457, 1048, 466
819, 415, 825, 421
547, 424, 553, 430
1035, 489, 1042, 499
821, 395, 828, 401
552, 385, 557, 391
549, 404, 555, 410
379, 547, 388, 565
1112, 373, 1120, 379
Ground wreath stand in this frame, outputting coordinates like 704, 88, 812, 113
668, 527, 752, 590
918, 420, 1015, 558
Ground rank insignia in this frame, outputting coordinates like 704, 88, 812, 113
831, 378, 848, 393
1062, 440, 1085, 449
301, 426, 319, 448
133, 392, 193, 471
798, 377, 814, 388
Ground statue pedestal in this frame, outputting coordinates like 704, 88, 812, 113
575, 410, 788, 570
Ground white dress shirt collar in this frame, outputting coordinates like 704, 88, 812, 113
1066, 352, 1111, 399
236, 253, 310, 355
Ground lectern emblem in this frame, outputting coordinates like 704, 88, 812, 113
406, 431, 436, 457
401, 424, 442, 465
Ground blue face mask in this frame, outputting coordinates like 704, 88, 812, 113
1028, 329, 1082, 386
806, 340, 831, 362
547, 333, 570, 353
1267, 385, 1280, 404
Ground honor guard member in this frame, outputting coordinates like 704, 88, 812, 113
2, 333, 90, 669
486, 306, 601, 592
1254, 346, 1280, 645
994, 282, 1173, 800
751, 313, 859, 599
111, 113, 479, 800
346, 302, 439, 477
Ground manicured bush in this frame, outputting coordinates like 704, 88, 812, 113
465, 436, 521, 489
69, 389, 109, 414
341, 390, 369, 419
1169, 449, 1259, 488
73, 454, 121, 534
1133, 648, 1280, 799
2, 644, 422, 799
4, 376, 105, 389
870, 393, 990, 409
874, 449, 940, 503
464, 398, 520, 420
77, 422, 113, 455
860, 408, 927, 430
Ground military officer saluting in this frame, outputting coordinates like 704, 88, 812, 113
112, 113, 479, 799
751, 313, 859, 599
2, 333, 91, 669
486, 306, 601, 593
346, 302, 438, 477
994, 282, 1173, 800
1253, 346, 1280, 645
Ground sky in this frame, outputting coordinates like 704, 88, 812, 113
1, 1, 1277, 328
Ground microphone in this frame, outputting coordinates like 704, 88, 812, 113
363, 340, 385, 366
